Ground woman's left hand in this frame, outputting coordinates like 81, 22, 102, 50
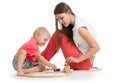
66, 56, 80, 63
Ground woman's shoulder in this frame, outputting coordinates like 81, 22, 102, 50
75, 16, 97, 39
75, 16, 91, 29
75, 16, 89, 25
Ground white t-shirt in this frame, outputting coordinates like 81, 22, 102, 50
73, 16, 97, 54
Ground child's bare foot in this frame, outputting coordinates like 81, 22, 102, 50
17, 71, 25, 76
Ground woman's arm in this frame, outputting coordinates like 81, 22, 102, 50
67, 27, 100, 63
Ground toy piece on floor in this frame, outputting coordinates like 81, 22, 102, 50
54, 68, 61, 72
43, 68, 61, 72
64, 61, 71, 75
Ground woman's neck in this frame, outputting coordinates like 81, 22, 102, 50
70, 15, 76, 25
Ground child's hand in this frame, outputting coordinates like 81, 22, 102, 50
51, 64, 57, 70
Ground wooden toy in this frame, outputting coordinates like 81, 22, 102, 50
64, 61, 71, 75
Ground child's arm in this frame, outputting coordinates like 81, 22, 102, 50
35, 54, 57, 70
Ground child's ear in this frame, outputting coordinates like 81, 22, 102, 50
35, 34, 40, 40
38, 33, 41, 37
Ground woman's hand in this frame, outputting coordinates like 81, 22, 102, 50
66, 56, 80, 63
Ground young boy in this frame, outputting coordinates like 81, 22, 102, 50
12, 27, 57, 76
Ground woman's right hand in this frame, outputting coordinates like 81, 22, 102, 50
66, 56, 80, 63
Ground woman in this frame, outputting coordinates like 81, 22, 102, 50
42, 2, 100, 70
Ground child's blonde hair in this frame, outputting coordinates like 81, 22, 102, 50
33, 27, 50, 38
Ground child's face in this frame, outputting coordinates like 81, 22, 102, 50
37, 33, 50, 47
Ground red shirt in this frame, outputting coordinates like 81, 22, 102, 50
15, 37, 40, 62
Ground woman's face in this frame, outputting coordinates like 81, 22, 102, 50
55, 13, 71, 27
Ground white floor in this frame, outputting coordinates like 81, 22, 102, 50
0, 0, 120, 83
2, 51, 120, 83
9, 69, 104, 82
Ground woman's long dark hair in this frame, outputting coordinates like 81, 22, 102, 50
54, 2, 76, 48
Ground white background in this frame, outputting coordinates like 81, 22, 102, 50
0, 0, 120, 83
